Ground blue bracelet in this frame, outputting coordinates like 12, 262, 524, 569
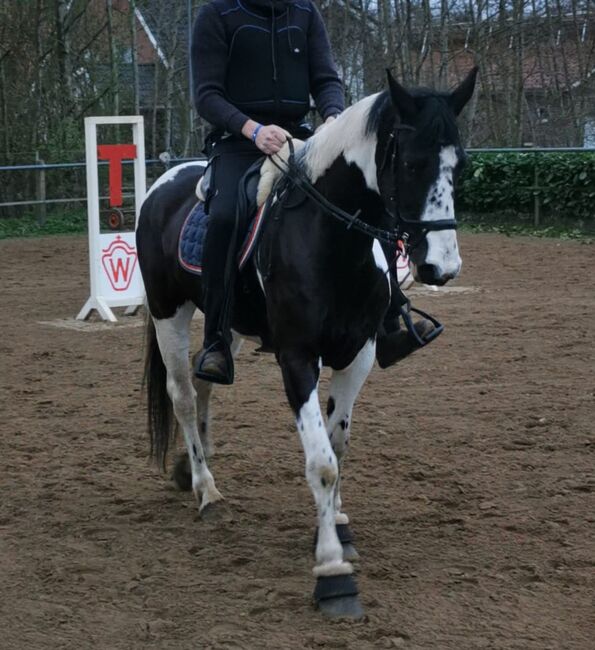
252, 124, 263, 143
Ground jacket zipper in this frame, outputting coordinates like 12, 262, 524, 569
271, 5, 279, 120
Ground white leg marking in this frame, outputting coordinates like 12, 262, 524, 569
297, 381, 352, 577
154, 301, 222, 511
420, 145, 462, 278
327, 340, 376, 519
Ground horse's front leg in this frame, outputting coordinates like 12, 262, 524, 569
279, 349, 363, 619
326, 339, 376, 559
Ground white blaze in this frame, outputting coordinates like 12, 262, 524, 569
421, 145, 462, 278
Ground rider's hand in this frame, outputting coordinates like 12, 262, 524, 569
254, 124, 288, 155
242, 120, 287, 155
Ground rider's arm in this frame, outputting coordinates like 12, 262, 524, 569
191, 4, 250, 137
307, 3, 345, 121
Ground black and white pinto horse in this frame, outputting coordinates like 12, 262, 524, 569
137, 69, 477, 618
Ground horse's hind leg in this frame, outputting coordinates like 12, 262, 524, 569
325, 340, 376, 560
192, 332, 244, 458
154, 301, 223, 512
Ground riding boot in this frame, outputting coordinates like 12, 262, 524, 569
193, 137, 263, 385
193, 226, 236, 385
194, 285, 235, 385
376, 248, 437, 368
376, 317, 436, 368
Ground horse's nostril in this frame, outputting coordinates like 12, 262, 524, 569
416, 264, 441, 284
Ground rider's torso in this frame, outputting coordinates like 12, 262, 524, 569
212, 0, 312, 125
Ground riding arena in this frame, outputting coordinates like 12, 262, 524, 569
1, 0, 594, 647
1, 219, 593, 647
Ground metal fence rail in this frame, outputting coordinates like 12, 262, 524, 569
1, 149, 593, 226
0, 157, 205, 224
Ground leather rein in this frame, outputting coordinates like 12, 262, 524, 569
269, 125, 458, 255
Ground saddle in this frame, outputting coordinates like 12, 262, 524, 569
179, 139, 305, 275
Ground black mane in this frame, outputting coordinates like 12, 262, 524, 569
366, 88, 460, 147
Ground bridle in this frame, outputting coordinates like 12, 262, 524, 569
267, 125, 459, 346
378, 122, 458, 254
269, 125, 458, 256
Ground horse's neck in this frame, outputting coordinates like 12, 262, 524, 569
303, 94, 380, 194
311, 152, 385, 230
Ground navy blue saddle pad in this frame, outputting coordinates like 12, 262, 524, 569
178, 200, 267, 275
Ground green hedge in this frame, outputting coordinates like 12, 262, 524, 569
457, 152, 595, 221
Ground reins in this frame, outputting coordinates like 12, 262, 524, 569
268, 139, 401, 247
266, 128, 456, 347
268, 130, 458, 255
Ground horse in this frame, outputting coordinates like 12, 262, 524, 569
136, 68, 478, 618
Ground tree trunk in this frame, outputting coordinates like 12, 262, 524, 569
34, 0, 44, 153
0, 55, 9, 160
511, 0, 525, 146
55, 0, 73, 107
106, 0, 120, 118
129, 0, 140, 114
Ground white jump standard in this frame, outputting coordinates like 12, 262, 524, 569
77, 116, 146, 322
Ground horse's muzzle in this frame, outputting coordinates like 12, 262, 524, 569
413, 264, 458, 286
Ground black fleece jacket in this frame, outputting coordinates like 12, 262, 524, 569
191, 0, 344, 136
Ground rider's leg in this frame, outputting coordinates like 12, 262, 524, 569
194, 139, 262, 384
376, 242, 436, 368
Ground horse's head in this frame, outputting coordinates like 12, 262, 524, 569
372, 68, 478, 286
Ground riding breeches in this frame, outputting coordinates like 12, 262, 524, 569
202, 137, 263, 348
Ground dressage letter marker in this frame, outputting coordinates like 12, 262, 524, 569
77, 117, 146, 322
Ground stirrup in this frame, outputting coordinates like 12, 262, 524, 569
399, 305, 444, 346
193, 341, 235, 385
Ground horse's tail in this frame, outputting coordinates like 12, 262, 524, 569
143, 315, 174, 470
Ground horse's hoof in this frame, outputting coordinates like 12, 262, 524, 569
314, 574, 363, 620
199, 500, 231, 522
171, 454, 192, 491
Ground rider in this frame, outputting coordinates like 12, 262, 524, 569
191, 0, 435, 384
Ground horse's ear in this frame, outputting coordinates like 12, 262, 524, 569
449, 66, 479, 116
386, 69, 416, 121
